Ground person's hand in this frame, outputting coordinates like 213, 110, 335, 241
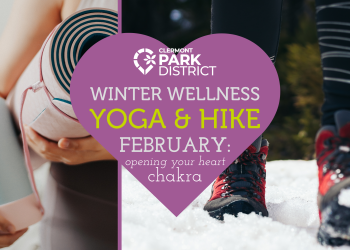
0, 215, 28, 248
24, 125, 116, 165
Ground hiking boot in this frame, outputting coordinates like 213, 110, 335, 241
204, 135, 268, 220
316, 110, 350, 246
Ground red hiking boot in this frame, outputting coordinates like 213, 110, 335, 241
204, 135, 268, 220
316, 110, 350, 246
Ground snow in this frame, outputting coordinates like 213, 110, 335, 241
5, 160, 350, 249
339, 188, 350, 208
122, 160, 350, 250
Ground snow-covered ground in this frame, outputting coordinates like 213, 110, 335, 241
6, 160, 350, 249
122, 160, 350, 250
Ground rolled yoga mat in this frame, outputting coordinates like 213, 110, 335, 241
7, 8, 118, 141
0, 98, 42, 231
3, 8, 118, 229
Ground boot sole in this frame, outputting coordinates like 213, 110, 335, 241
208, 200, 263, 221
318, 180, 350, 246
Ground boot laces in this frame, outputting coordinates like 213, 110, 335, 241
319, 137, 350, 179
219, 149, 266, 201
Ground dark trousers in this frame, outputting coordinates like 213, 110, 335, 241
212, 0, 350, 125
40, 161, 118, 250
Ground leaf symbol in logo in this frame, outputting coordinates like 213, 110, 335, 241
134, 49, 156, 75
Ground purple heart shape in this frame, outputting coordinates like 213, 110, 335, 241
71, 33, 280, 216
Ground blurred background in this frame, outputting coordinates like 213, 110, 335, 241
123, 0, 324, 161
0, 0, 14, 34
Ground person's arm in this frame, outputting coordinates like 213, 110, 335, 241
0, 0, 115, 165
25, 126, 116, 165
0, 0, 62, 99
0, 214, 27, 248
